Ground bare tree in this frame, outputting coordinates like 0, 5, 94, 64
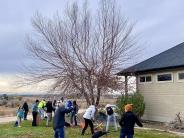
26, 0, 136, 105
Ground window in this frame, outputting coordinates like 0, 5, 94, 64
157, 73, 172, 82
178, 72, 184, 81
140, 76, 146, 82
139, 75, 152, 83
146, 76, 152, 82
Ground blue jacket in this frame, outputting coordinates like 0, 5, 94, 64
16, 108, 24, 118
32, 103, 38, 112
119, 111, 143, 135
53, 106, 72, 130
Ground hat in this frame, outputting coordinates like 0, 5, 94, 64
124, 104, 133, 112
105, 104, 111, 108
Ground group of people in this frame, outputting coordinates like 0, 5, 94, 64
53, 101, 143, 138
15, 98, 143, 138
15, 97, 79, 129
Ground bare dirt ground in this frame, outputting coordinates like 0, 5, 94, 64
143, 120, 184, 133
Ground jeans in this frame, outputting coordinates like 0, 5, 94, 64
46, 112, 52, 126
120, 133, 133, 138
54, 127, 64, 138
81, 118, 94, 135
24, 111, 28, 120
70, 113, 77, 126
32, 111, 37, 126
17, 117, 21, 127
38, 108, 45, 120
106, 114, 117, 132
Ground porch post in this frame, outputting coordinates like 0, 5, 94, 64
136, 75, 139, 92
125, 75, 128, 97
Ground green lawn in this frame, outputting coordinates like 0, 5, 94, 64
0, 120, 183, 138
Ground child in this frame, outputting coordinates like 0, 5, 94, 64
119, 104, 143, 138
70, 100, 79, 126
15, 105, 24, 127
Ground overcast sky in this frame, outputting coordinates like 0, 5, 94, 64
0, 0, 184, 73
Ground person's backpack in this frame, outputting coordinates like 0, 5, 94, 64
92, 131, 108, 138
106, 106, 114, 115
66, 100, 72, 109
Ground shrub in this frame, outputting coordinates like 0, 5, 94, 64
16, 96, 23, 101
169, 112, 184, 129
2, 94, 8, 100
0, 99, 8, 106
116, 92, 145, 118
6, 100, 20, 108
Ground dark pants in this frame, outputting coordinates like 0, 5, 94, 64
54, 127, 64, 138
24, 111, 28, 120
81, 118, 94, 135
32, 111, 37, 126
120, 133, 133, 138
70, 113, 77, 126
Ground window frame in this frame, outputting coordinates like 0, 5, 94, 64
177, 71, 184, 82
156, 72, 173, 83
139, 74, 152, 84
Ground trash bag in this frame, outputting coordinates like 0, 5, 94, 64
96, 112, 107, 122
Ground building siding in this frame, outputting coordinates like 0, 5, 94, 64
138, 69, 184, 122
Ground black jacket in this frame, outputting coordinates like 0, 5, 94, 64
53, 106, 72, 130
46, 101, 53, 113
119, 111, 143, 135
22, 102, 29, 112
72, 104, 79, 114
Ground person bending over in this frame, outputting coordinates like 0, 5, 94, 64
81, 105, 96, 135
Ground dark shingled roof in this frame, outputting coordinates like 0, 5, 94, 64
118, 42, 184, 75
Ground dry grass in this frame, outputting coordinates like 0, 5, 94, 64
0, 106, 16, 117
0, 96, 117, 117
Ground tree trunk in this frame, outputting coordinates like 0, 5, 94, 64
95, 87, 101, 106
81, 79, 91, 105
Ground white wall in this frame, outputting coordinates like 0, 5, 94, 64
138, 69, 184, 122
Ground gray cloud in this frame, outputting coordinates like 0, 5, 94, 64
0, 0, 184, 73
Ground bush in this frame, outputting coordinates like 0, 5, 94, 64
0, 99, 8, 106
2, 94, 8, 100
116, 92, 145, 118
169, 112, 184, 129
16, 96, 23, 101
6, 100, 20, 108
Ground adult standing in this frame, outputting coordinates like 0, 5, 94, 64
32, 100, 39, 126
53, 103, 73, 138
52, 100, 57, 113
46, 100, 53, 127
22, 101, 29, 120
81, 105, 96, 135
105, 104, 118, 132
70, 100, 79, 126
